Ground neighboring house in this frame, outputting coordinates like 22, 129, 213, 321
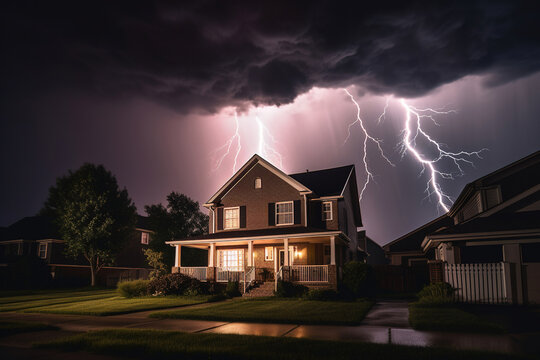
423, 150, 540, 304
167, 155, 363, 291
0, 215, 153, 286
365, 236, 388, 265
383, 215, 454, 266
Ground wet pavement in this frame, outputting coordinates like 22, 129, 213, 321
1, 301, 539, 356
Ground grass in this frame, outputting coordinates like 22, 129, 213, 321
0, 321, 58, 337
36, 328, 529, 360
24, 295, 212, 316
0, 289, 117, 312
409, 304, 505, 333
151, 298, 374, 325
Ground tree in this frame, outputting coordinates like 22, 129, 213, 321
145, 192, 208, 269
43, 164, 137, 286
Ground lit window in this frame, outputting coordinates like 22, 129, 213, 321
276, 201, 293, 225
264, 247, 273, 261
141, 232, 149, 245
224, 207, 240, 229
255, 177, 262, 189
218, 249, 244, 271
38, 243, 47, 259
322, 201, 332, 221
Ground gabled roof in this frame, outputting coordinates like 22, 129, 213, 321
136, 215, 153, 231
205, 154, 312, 206
289, 165, 354, 197
0, 215, 60, 241
383, 214, 454, 253
449, 150, 540, 216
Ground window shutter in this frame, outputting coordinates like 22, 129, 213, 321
217, 207, 223, 230
240, 206, 247, 228
294, 200, 301, 224
268, 203, 275, 226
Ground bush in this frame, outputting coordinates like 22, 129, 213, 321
303, 289, 338, 301
147, 273, 203, 296
274, 280, 308, 298
417, 282, 454, 306
342, 261, 372, 298
117, 280, 149, 298
225, 281, 241, 298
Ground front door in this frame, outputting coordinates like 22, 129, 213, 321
279, 247, 294, 267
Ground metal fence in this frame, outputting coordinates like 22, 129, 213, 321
444, 262, 509, 304
291, 265, 329, 282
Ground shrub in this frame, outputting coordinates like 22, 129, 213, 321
274, 280, 308, 298
417, 282, 454, 306
225, 281, 241, 298
117, 280, 149, 298
208, 293, 228, 302
303, 288, 338, 301
147, 273, 203, 296
342, 261, 372, 298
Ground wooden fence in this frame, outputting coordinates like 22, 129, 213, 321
444, 262, 509, 304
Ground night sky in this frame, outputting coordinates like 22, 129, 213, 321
2, 1, 540, 245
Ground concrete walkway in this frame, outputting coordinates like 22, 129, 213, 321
0, 301, 538, 356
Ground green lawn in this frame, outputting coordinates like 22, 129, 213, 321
0, 289, 117, 312
409, 304, 505, 333
36, 329, 528, 360
151, 298, 373, 325
0, 321, 58, 337
25, 295, 211, 316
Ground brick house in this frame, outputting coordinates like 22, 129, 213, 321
0, 215, 153, 287
167, 155, 363, 293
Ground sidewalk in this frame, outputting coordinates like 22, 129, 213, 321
0, 301, 538, 355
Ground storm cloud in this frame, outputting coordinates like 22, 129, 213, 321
2, 0, 540, 112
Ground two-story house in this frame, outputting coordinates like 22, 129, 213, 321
167, 155, 362, 291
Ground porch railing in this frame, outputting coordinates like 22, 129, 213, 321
243, 267, 256, 293
275, 266, 283, 292
291, 265, 328, 282
178, 267, 207, 281
217, 267, 244, 282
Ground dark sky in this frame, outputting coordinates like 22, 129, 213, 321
2, 1, 540, 244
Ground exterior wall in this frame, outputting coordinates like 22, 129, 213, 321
339, 178, 359, 261
524, 263, 540, 304
218, 163, 305, 231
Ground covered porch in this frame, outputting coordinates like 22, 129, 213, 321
169, 231, 348, 290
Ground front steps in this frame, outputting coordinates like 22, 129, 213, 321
242, 281, 275, 297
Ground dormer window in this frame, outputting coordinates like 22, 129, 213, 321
322, 201, 333, 221
141, 232, 149, 245
224, 207, 240, 229
255, 177, 262, 189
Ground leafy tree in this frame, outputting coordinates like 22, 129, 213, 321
143, 248, 167, 279
145, 192, 208, 269
43, 164, 137, 286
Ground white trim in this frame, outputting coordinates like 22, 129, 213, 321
38, 242, 47, 259
140, 232, 150, 245
255, 177, 262, 189
217, 248, 244, 270
224, 206, 240, 230
275, 201, 294, 226
340, 167, 355, 196
205, 154, 312, 206
264, 246, 274, 261
322, 201, 333, 221
166, 230, 349, 245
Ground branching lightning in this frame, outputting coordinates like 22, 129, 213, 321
256, 116, 284, 169
343, 89, 395, 200
211, 111, 241, 175
399, 100, 487, 212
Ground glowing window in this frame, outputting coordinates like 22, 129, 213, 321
255, 177, 262, 189
224, 207, 240, 229
218, 249, 244, 271
322, 201, 332, 221
141, 232, 149, 245
276, 201, 293, 225
264, 247, 273, 261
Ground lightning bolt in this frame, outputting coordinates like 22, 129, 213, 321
256, 116, 284, 169
399, 99, 487, 212
211, 111, 242, 175
343, 89, 395, 200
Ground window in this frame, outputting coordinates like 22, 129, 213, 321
275, 201, 293, 225
322, 201, 332, 221
218, 249, 244, 271
141, 232, 149, 245
264, 247, 273, 261
255, 177, 262, 189
224, 207, 240, 229
38, 243, 47, 259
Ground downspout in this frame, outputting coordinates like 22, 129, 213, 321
303, 194, 308, 227
211, 205, 216, 234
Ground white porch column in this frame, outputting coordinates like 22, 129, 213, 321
175, 245, 182, 267
248, 240, 253, 267
284, 238, 289, 266
209, 243, 216, 267
330, 236, 336, 265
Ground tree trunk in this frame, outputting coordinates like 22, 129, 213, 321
90, 262, 96, 287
